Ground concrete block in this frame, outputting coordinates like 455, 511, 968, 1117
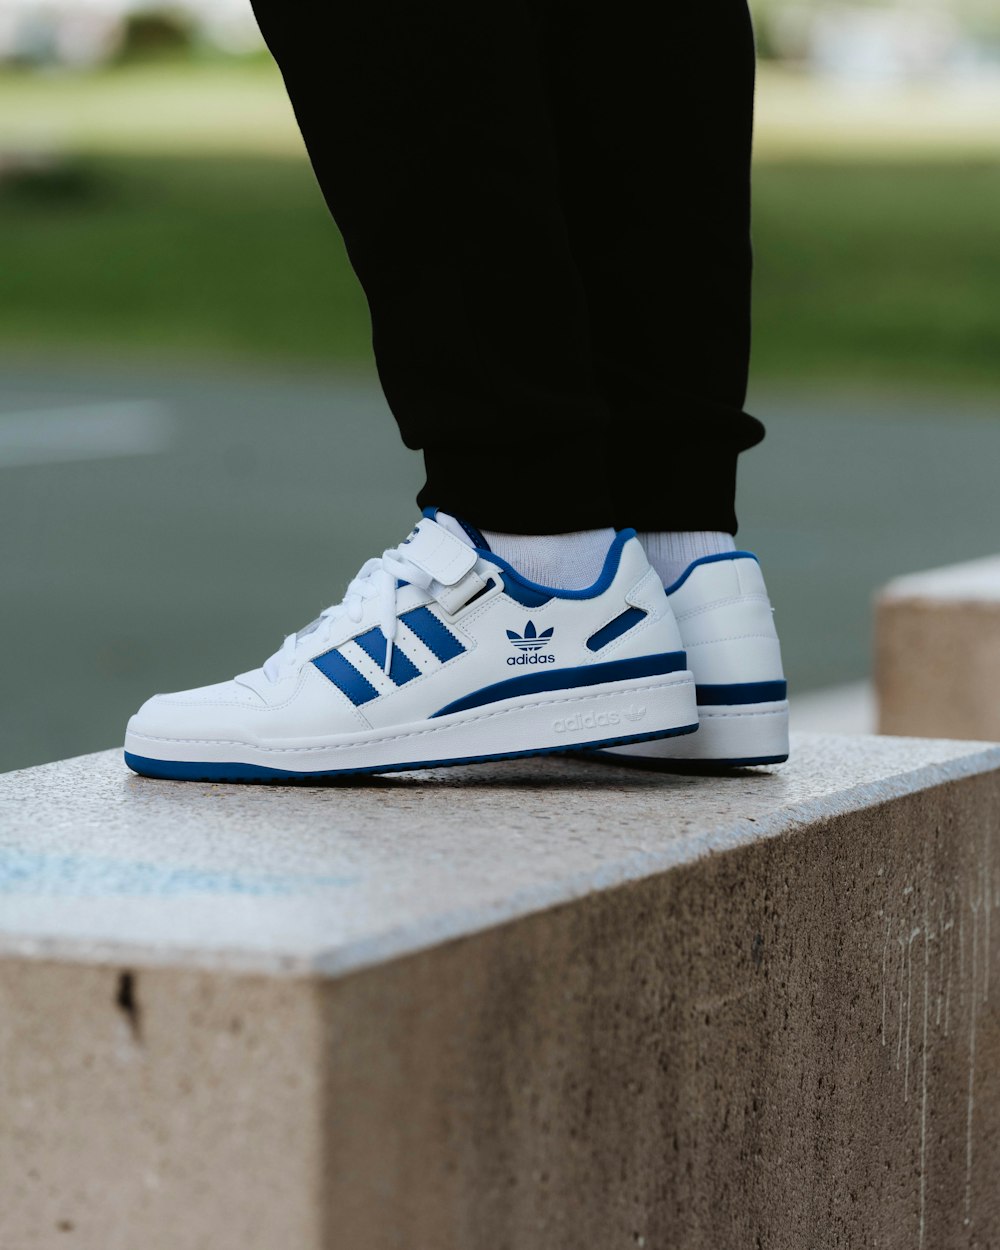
2, 736, 1000, 1249
791, 680, 875, 735
877, 555, 1000, 739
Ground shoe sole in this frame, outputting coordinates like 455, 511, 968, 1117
597, 699, 790, 772
124, 669, 698, 783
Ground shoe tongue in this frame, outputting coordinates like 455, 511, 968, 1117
295, 514, 484, 645
433, 510, 491, 551
295, 616, 324, 642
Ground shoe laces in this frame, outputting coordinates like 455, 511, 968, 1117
262, 542, 438, 683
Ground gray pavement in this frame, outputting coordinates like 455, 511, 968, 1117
2, 733, 995, 975
7, 735, 1000, 1248
2, 357, 998, 773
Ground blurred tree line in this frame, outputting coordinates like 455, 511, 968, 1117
752, 0, 1000, 62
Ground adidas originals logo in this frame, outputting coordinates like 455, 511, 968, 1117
507, 620, 553, 651
553, 705, 647, 733
506, 620, 556, 666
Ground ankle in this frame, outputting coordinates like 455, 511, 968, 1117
481, 529, 616, 590
638, 531, 736, 588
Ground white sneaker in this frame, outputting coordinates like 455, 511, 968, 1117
124, 514, 699, 782
599, 551, 789, 770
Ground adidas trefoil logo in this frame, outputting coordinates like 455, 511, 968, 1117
622, 704, 647, 723
507, 620, 553, 651
506, 620, 556, 667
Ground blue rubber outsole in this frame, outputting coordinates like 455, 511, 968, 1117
588, 751, 789, 775
124, 721, 699, 784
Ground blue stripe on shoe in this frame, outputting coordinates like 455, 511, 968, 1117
353, 627, 421, 686
586, 607, 647, 652
432, 651, 687, 718
499, 573, 552, 608
124, 721, 698, 783
696, 680, 787, 706
312, 649, 380, 705
663, 550, 759, 596
400, 606, 466, 662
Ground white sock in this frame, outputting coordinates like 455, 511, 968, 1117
436, 512, 614, 590
638, 531, 736, 588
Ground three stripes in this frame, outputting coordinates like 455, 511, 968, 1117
312, 606, 465, 707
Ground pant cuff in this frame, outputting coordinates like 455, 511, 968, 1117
418, 442, 616, 535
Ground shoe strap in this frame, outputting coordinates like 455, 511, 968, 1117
403, 518, 479, 586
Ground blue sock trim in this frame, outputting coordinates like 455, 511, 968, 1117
312, 649, 380, 706
432, 651, 687, 718
586, 606, 647, 653
663, 550, 759, 596
400, 605, 465, 663
696, 680, 787, 706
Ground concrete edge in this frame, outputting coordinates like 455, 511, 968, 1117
4, 737, 999, 981
877, 554, 1000, 606
309, 738, 1000, 977
876, 592, 1000, 612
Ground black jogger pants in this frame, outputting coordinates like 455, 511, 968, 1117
249, 0, 764, 534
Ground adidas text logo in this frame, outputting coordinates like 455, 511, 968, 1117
553, 705, 648, 734
553, 710, 621, 733
506, 620, 555, 666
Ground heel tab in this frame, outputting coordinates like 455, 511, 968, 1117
664, 550, 758, 595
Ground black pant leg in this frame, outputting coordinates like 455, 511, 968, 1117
250, 0, 615, 533
541, 0, 762, 534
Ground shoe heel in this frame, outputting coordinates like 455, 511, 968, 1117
600, 698, 788, 769
551, 669, 698, 752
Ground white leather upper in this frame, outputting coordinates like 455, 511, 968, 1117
667, 555, 784, 685
129, 521, 686, 746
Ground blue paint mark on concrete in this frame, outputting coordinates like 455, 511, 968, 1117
0, 850, 357, 898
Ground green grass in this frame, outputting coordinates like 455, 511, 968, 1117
5, 60, 1000, 162
1, 155, 370, 363
0, 59, 301, 156
3, 152, 999, 388
751, 161, 1000, 386
2, 61, 999, 386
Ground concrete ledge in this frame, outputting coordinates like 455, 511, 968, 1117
790, 680, 875, 735
877, 555, 1000, 739
2, 736, 1000, 1248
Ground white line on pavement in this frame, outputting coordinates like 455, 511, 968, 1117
0, 400, 173, 468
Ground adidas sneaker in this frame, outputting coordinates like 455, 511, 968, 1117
600, 551, 789, 769
124, 513, 699, 782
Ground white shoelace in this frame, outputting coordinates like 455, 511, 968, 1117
262, 543, 437, 683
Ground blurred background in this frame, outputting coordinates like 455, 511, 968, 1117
1, 0, 998, 773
